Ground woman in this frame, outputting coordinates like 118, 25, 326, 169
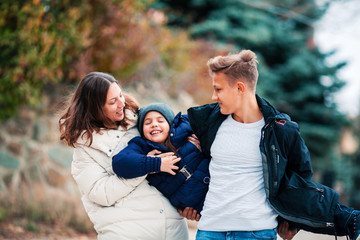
59, 72, 188, 240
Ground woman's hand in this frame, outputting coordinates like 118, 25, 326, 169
147, 149, 162, 156
160, 154, 181, 175
278, 221, 298, 240
188, 134, 201, 151
178, 207, 200, 221
147, 150, 175, 158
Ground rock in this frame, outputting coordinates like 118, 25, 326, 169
0, 151, 20, 169
47, 145, 73, 168
46, 168, 66, 187
7, 141, 23, 156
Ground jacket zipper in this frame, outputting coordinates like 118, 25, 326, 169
288, 184, 325, 203
261, 120, 334, 229
271, 145, 279, 187
276, 211, 335, 228
262, 122, 278, 189
261, 123, 270, 140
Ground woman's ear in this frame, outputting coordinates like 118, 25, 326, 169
236, 81, 246, 94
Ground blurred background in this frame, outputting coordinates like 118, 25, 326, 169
0, 0, 359, 239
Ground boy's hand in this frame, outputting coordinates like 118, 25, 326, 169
160, 155, 180, 175
188, 134, 201, 151
178, 207, 200, 221
278, 221, 298, 240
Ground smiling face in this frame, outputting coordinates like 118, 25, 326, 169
211, 72, 242, 115
103, 82, 126, 122
143, 111, 170, 144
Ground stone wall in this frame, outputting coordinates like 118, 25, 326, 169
0, 108, 76, 195
0, 86, 196, 231
0, 84, 196, 195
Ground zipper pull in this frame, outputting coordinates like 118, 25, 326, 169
271, 145, 280, 163
316, 188, 325, 203
326, 222, 334, 228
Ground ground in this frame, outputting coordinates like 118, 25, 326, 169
0, 220, 96, 240
0, 219, 349, 240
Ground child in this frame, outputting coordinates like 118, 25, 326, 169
113, 102, 360, 240
112, 103, 210, 213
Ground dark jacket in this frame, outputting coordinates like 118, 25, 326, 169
187, 95, 339, 231
112, 113, 210, 212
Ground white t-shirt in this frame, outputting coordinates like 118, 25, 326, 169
198, 115, 278, 231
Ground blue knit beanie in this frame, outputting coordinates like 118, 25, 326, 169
138, 103, 175, 137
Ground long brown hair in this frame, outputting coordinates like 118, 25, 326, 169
59, 72, 139, 147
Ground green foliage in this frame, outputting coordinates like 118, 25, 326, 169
0, 0, 205, 122
154, 0, 346, 170
0, 206, 8, 221
345, 117, 360, 208
26, 221, 37, 232
0, 0, 87, 122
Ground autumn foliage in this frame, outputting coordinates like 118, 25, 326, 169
0, 0, 219, 122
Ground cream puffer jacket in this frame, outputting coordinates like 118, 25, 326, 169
71, 110, 188, 240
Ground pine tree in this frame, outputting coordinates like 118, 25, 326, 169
153, 0, 346, 172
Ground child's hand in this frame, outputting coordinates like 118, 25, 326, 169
160, 155, 181, 175
188, 134, 202, 151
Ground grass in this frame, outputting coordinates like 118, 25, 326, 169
0, 182, 94, 234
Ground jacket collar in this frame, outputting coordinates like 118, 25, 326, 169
256, 95, 291, 124
76, 109, 138, 155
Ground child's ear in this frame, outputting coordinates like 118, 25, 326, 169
236, 81, 246, 94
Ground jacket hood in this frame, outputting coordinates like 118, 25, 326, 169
169, 113, 193, 149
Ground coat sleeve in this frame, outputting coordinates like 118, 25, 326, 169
72, 146, 146, 207
146, 144, 205, 200
170, 155, 210, 212
285, 125, 313, 180
112, 141, 161, 178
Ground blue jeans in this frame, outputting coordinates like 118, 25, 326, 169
196, 228, 277, 240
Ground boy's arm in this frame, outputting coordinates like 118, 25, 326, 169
286, 126, 313, 180
112, 142, 161, 179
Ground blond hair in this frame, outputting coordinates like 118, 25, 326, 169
207, 50, 259, 90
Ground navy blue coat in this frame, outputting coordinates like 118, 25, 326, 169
112, 113, 210, 212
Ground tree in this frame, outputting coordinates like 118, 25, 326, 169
0, 0, 88, 121
343, 117, 360, 208
153, 0, 347, 171
0, 0, 214, 122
